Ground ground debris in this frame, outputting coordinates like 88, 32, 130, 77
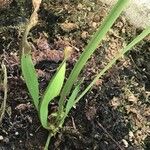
60, 22, 78, 32
15, 103, 32, 111
0, 0, 12, 9
32, 49, 64, 63
1, 0, 150, 149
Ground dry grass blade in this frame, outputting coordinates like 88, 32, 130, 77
21, 0, 42, 109
0, 62, 7, 124
21, 0, 42, 54
32, 0, 42, 11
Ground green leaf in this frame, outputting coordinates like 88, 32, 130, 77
65, 81, 82, 116
39, 61, 66, 129
75, 26, 150, 104
58, 0, 130, 114
21, 54, 39, 109
59, 80, 83, 128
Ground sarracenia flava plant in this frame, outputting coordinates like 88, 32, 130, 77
20, 0, 150, 149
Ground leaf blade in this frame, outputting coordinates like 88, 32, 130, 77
65, 81, 82, 116
21, 54, 39, 109
58, 0, 130, 114
59, 80, 83, 128
39, 61, 66, 129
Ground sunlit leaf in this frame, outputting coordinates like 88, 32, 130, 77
65, 80, 82, 116
74, 26, 150, 103
58, 0, 130, 114
21, 54, 39, 109
39, 61, 66, 129
58, 80, 83, 128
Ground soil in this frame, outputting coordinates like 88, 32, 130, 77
0, 0, 150, 150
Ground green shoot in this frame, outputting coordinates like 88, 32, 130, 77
19, 0, 150, 149
58, 0, 130, 114
39, 61, 66, 129
20, 0, 40, 110
59, 79, 83, 127
74, 27, 150, 104
21, 54, 39, 109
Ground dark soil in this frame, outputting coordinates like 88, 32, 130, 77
0, 0, 150, 150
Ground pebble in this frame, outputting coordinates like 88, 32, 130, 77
100, 0, 150, 28
15, 132, 19, 136
129, 131, 134, 141
30, 133, 33, 137
122, 139, 129, 148
0, 135, 4, 141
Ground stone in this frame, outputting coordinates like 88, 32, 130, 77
0, 135, 4, 141
100, 0, 150, 29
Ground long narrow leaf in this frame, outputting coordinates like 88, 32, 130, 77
21, 54, 39, 109
39, 61, 66, 129
58, 0, 130, 113
57, 82, 81, 128
20, 0, 41, 110
58, 79, 83, 128
75, 26, 150, 104
65, 83, 81, 115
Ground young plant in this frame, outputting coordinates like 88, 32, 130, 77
20, 0, 150, 149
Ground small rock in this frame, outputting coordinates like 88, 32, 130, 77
0, 135, 4, 141
128, 94, 138, 103
30, 133, 33, 136
60, 22, 78, 32
92, 22, 98, 28
15, 132, 19, 136
100, 0, 150, 28
77, 3, 83, 10
129, 131, 134, 142
122, 139, 129, 148
81, 31, 89, 39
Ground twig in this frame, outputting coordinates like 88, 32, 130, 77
96, 121, 124, 150
0, 62, 8, 124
